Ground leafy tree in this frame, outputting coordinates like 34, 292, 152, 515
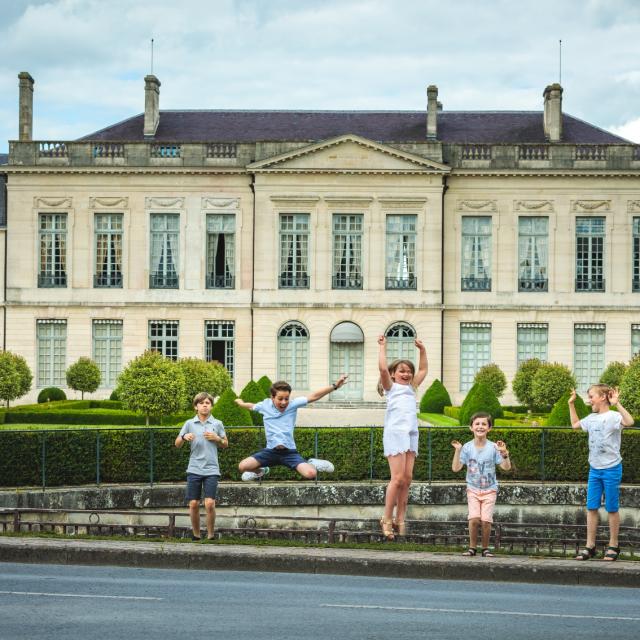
419, 379, 452, 414
66, 357, 101, 399
512, 358, 543, 410
530, 362, 576, 411
473, 363, 507, 399
240, 380, 268, 425
117, 350, 186, 425
177, 358, 233, 410
620, 354, 640, 417
545, 390, 590, 426
599, 361, 628, 388
37, 387, 67, 403
0, 351, 32, 407
458, 382, 503, 427
212, 388, 252, 426
257, 375, 273, 397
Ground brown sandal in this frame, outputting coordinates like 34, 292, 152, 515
380, 518, 395, 540
392, 519, 406, 536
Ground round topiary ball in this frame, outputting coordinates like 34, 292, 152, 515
37, 387, 67, 403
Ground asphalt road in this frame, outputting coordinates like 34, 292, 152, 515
1, 562, 639, 640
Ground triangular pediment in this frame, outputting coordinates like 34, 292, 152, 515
247, 134, 450, 173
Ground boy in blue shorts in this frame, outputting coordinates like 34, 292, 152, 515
235, 375, 348, 480
569, 384, 634, 561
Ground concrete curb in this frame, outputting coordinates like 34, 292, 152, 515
1, 537, 639, 587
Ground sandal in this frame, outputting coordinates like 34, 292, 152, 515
603, 546, 620, 561
379, 518, 395, 540
575, 546, 596, 561
462, 548, 477, 556
481, 548, 495, 557
392, 519, 406, 536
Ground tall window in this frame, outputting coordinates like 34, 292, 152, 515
205, 321, 234, 379
148, 321, 179, 360
461, 216, 492, 291
385, 322, 416, 363
386, 215, 417, 289
279, 214, 309, 288
150, 213, 179, 288
206, 214, 235, 289
632, 324, 640, 357
460, 323, 491, 391
633, 218, 640, 292
93, 320, 122, 387
332, 214, 363, 289
36, 320, 66, 386
38, 213, 67, 287
94, 213, 123, 288
278, 322, 309, 388
574, 323, 605, 391
576, 217, 605, 291
517, 323, 548, 365
518, 217, 548, 291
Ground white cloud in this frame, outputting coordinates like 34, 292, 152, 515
610, 118, 640, 144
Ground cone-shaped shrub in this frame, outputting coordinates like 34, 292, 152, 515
458, 382, 503, 426
419, 379, 452, 414
240, 380, 268, 426
212, 388, 253, 426
257, 375, 273, 397
545, 390, 590, 427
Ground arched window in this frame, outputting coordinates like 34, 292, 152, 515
329, 322, 364, 400
277, 322, 309, 388
385, 322, 416, 363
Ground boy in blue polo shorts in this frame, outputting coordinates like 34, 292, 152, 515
235, 375, 348, 480
569, 384, 634, 561
175, 392, 228, 540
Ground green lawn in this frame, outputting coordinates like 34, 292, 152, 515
418, 413, 460, 426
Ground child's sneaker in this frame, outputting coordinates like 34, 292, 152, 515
241, 467, 270, 481
308, 458, 334, 473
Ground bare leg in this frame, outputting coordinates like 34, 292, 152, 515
468, 517, 480, 549
394, 452, 416, 525
295, 462, 317, 480
238, 456, 262, 473
607, 511, 620, 548
585, 509, 599, 548
384, 453, 409, 521
481, 521, 492, 548
204, 498, 216, 538
189, 500, 201, 538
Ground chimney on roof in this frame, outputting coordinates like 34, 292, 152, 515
543, 83, 563, 142
426, 85, 438, 139
18, 72, 34, 141
144, 74, 161, 137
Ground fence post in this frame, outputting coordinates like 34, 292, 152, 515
540, 428, 546, 482
428, 426, 432, 485
149, 429, 154, 487
96, 431, 101, 486
314, 428, 319, 484
369, 427, 374, 482
41, 433, 46, 492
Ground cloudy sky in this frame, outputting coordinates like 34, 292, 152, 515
1, 0, 640, 153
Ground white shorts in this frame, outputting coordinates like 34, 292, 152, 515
383, 429, 419, 457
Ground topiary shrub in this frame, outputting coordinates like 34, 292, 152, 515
0, 351, 32, 407
545, 390, 590, 426
176, 358, 233, 410
212, 388, 253, 426
240, 380, 268, 426
37, 387, 67, 403
66, 357, 101, 399
599, 361, 628, 388
257, 375, 273, 397
419, 379, 452, 414
473, 363, 507, 399
620, 354, 640, 417
109, 388, 121, 401
458, 382, 503, 426
512, 358, 542, 410
530, 362, 576, 411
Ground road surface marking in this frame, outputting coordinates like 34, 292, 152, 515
0, 590, 162, 601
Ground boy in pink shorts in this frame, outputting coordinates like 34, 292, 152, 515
451, 411, 511, 557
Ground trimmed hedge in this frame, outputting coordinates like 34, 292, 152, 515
419, 379, 452, 414
546, 391, 590, 427
458, 382, 503, 426
3, 408, 191, 426
37, 387, 67, 403
239, 380, 268, 426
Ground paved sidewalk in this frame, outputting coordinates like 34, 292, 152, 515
1, 536, 639, 587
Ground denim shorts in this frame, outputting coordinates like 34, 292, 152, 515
185, 473, 220, 502
586, 463, 622, 512
251, 447, 306, 470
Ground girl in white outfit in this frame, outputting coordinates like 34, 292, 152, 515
377, 334, 428, 540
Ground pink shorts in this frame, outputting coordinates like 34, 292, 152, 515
466, 488, 498, 523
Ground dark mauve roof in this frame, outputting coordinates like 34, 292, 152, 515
79, 110, 627, 145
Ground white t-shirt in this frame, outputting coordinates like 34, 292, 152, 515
580, 410, 623, 469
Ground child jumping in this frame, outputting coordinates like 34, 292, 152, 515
377, 334, 427, 540
569, 385, 634, 561
235, 375, 348, 481
175, 392, 228, 541
451, 412, 511, 557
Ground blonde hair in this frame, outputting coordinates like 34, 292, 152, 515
588, 383, 612, 405
377, 359, 416, 396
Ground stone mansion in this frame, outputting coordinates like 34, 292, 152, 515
1, 73, 639, 404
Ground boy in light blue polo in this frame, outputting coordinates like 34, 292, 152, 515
235, 376, 347, 481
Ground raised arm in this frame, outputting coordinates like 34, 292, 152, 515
235, 398, 255, 411
609, 387, 635, 428
495, 440, 512, 472
378, 335, 392, 392
307, 374, 348, 403
451, 440, 463, 472
413, 338, 428, 388
568, 389, 582, 430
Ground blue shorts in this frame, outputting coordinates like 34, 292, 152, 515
251, 447, 306, 470
586, 463, 622, 512
185, 473, 220, 502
